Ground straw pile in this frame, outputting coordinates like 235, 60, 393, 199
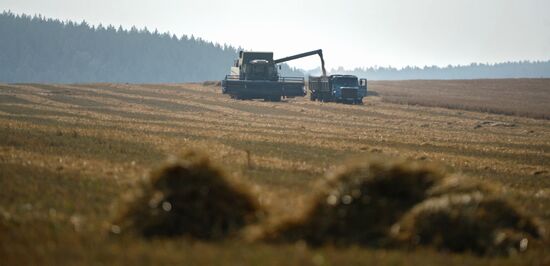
260, 157, 446, 246
112, 150, 262, 239
259, 156, 545, 256
391, 192, 544, 256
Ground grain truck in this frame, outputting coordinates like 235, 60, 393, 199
308, 75, 367, 104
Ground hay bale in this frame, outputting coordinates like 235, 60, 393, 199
112, 150, 262, 239
391, 192, 544, 256
261, 157, 446, 246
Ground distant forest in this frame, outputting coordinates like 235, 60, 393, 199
327, 61, 550, 80
1, 11, 549, 83
0, 11, 301, 83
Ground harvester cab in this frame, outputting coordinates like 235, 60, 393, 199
246, 59, 278, 81
222, 49, 326, 101
232, 51, 278, 81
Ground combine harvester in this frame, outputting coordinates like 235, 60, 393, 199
221, 49, 326, 101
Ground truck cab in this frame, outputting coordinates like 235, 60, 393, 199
329, 75, 367, 103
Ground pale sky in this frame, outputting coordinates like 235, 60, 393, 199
2, 0, 550, 70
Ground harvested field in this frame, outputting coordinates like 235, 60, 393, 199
1, 81, 549, 265
371, 79, 550, 119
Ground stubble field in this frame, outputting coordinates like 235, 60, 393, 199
373, 79, 550, 119
0, 79, 549, 265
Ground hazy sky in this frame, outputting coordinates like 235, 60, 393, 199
2, 0, 550, 69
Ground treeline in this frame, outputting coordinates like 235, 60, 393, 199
1, 11, 548, 82
326, 61, 550, 80
0, 11, 301, 83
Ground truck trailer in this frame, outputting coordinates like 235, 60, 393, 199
308, 75, 367, 104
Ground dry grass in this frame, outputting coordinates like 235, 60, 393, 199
371, 79, 550, 119
202, 81, 222, 87
0, 81, 549, 265
426, 175, 498, 197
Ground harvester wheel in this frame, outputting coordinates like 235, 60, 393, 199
310, 94, 317, 101
271, 96, 281, 102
